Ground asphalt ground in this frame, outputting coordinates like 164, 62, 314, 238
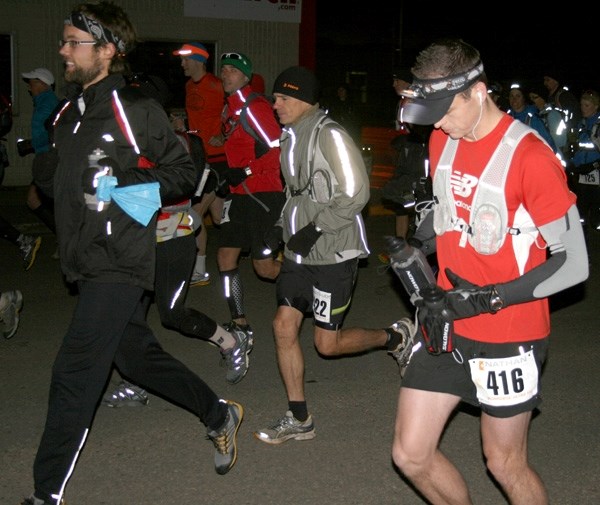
1, 185, 599, 505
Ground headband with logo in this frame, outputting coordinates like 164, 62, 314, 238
65, 11, 127, 54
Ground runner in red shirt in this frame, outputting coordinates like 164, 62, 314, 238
213, 52, 285, 363
392, 38, 588, 504
172, 42, 226, 286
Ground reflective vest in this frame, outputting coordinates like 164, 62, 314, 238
432, 120, 539, 256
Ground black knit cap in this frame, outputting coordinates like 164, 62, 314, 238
272, 66, 319, 105
393, 67, 412, 82
544, 67, 563, 84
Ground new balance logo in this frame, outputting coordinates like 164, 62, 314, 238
450, 171, 478, 197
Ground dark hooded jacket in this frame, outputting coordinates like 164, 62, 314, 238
52, 74, 196, 290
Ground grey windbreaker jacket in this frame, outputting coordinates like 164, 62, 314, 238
278, 105, 370, 265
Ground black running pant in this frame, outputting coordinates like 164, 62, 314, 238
32, 280, 226, 504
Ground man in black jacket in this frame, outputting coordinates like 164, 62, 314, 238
22, 3, 242, 505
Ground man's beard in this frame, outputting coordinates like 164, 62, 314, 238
64, 59, 104, 86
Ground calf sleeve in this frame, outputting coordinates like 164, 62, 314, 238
221, 268, 245, 319
178, 309, 218, 341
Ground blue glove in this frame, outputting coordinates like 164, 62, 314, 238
286, 222, 322, 257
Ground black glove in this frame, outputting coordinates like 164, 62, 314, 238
572, 161, 600, 175
416, 269, 501, 355
220, 167, 248, 187
444, 268, 499, 319
286, 222, 322, 257
263, 225, 283, 253
211, 163, 230, 197
16, 138, 34, 157
82, 163, 112, 195
97, 157, 129, 185
211, 165, 248, 188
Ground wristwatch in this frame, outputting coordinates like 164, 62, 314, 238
244, 166, 252, 177
489, 286, 504, 312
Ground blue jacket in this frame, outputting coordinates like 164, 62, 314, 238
508, 105, 557, 153
573, 113, 600, 167
31, 88, 59, 153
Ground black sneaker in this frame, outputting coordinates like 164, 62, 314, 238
207, 400, 244, 475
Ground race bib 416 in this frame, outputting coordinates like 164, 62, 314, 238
468, 350, 539, 407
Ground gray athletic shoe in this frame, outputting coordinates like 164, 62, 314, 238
1, 289, 23, 339
21, 494, 65, 505
221, 322, 254, 384
102, 380, 149, 407
254, 411, 316, 445
387, 317, 416, 377
207, 400, 244, 475
190, 271, 210, 287
17, 234, 42, 271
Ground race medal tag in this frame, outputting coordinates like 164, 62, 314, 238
312, 286, 332, 324
579, 169, 599, 185
468, 350, 538, 407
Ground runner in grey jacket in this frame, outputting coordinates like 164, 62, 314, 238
277, 104, 370, 264
254, 66, 414, 446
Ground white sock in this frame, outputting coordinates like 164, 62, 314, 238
210, 324, 235, 350
194, 255, 206, 274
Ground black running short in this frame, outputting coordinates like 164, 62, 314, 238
402, 333, 549, 418
217, 192, 285, 259
276, 257, 359, 330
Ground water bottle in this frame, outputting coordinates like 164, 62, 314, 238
84, 148, 110, 210
386, 235, 436, 299
419, 284, 454, 354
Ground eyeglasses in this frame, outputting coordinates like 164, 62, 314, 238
221, 52, 243, 61
59, 39, 98, 49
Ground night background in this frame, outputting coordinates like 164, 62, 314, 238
2, 3, 596, 133
315, 3, 599, 128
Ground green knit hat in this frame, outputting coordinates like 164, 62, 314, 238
220, 52, 252, 79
